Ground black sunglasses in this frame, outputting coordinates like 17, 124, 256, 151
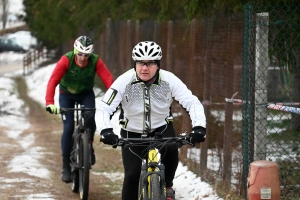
77, 52, 90, 58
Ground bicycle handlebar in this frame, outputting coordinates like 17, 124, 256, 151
107, 133, 194, 148
59, 107, 96, 114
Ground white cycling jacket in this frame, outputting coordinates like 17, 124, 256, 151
96, 68, 206, 134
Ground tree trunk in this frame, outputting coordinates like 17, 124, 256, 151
1, 0, 8, 29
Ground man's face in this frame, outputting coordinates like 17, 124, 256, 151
75, 52, 90, 67
135, 60, 158, 81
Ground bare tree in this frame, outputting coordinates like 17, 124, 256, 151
1, 0, 9, 29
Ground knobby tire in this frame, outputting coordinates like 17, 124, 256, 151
138, 172, 145, 200
71, 130, 79, 193
71, 129, 79, 193
79, 132, 91, 200
71, 170, 79, 193
150, 174, 161, 200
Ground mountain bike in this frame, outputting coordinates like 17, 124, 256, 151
106, 132, 193, 200
60, 103, 96, 200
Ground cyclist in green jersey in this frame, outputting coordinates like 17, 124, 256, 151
45, 36, 114, 183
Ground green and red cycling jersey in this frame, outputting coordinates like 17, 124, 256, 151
45, 51, 113, 105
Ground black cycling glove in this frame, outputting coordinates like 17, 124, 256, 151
189, 126, 206, 144
100, 128, 118, 145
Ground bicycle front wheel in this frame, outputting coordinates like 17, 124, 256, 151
138, 171, 145, 200
150, 174, 161, 200
71, 169, 79, 193
79, 132, 91, 200
71, 130, 79, 193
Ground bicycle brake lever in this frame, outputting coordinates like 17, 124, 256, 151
183, 136, 195, 146
112, 139, 123, 149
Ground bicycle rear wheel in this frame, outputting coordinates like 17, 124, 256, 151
79, 132, 91, 200
150, 174, 161, 200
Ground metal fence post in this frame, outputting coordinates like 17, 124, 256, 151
242, 3, 255, 198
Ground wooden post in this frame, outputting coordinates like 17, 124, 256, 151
200, 17, 213, 177
166, 21, 173, 71
23, 56, 27, 75
223, 17, 234, 191
126, 20, 132, 71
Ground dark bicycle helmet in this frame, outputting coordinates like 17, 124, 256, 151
132, 41, 162, 61
74, 36, 94, 54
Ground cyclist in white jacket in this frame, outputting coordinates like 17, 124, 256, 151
97, 41, 206, 200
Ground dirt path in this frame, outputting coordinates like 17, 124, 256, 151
0, 61, 23, 75
0, 76, 123, 200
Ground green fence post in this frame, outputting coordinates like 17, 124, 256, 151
242, 3, 254, 199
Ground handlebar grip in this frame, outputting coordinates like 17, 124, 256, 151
46, 106, 57, 114
45, 107, 51, 112
46, 106, 62, 114
186, 136, 196, 146
100, 138, 120, 148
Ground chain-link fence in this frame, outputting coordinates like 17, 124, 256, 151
243, 2, 300, 199
58, 2, 300, 199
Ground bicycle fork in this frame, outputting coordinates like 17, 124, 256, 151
140, 148, 166, 200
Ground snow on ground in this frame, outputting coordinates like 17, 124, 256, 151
0, 52, 222, 199
0, 54, 53, 199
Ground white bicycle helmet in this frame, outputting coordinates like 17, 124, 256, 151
74, 36, 94, 54
132, 41, 162, 61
